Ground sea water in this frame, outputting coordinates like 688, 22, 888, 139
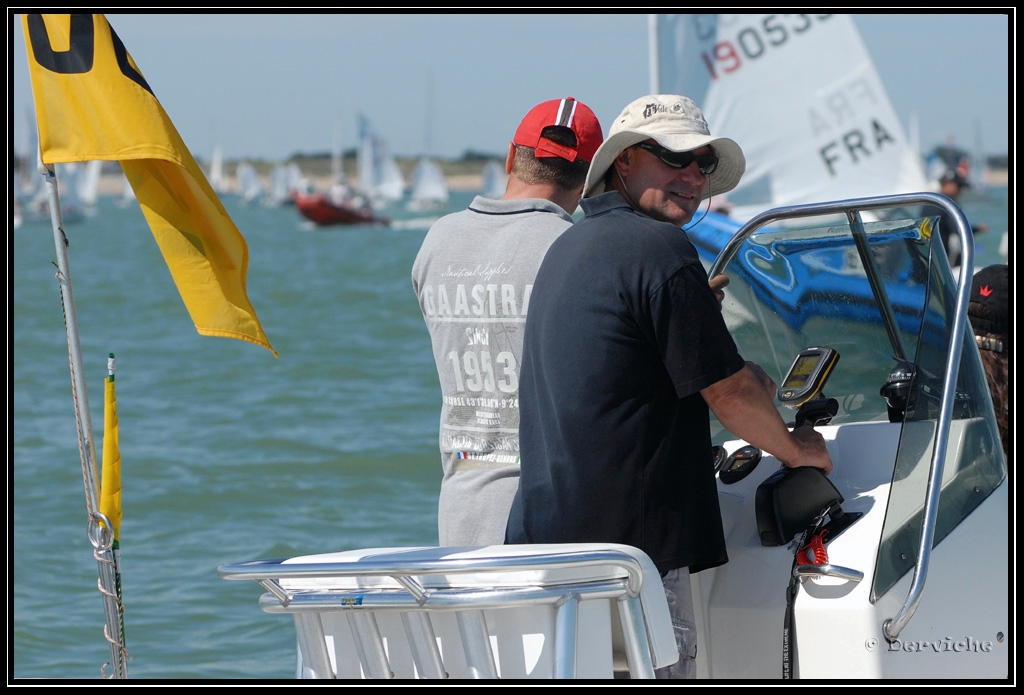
12, 187, 1008, 680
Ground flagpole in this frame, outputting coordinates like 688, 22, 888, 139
40, 160, 100, 517
40, 158, 128, 678
99, 353, 128, 678
22, 13, 280, 677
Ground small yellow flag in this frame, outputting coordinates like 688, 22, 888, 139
100, 364, 122, 541
22, 14, 277, 356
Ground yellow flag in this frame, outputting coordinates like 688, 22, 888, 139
22, 14, 277, 356
100, 364, 122, 541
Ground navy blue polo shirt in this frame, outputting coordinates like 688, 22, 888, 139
505, 192, 744, 574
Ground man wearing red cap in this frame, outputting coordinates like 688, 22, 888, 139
412, 97, 603, 547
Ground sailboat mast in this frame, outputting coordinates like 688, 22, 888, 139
332, 114, 343, 185
424, 71, 433, 157
648, 14, 660, 93
972, 117, 985, 189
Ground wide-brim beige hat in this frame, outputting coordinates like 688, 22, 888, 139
583, 94, 745, 200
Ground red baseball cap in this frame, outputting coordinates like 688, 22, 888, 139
513, 97, 603, 163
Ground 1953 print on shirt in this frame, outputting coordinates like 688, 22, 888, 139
418, 260, 531, 465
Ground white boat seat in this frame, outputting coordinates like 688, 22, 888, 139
218, 543, 678, 679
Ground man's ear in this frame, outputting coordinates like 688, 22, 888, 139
612, 147, 633, 176
506, 142, 516, 175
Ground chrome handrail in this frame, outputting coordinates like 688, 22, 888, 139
883, 198, 973, 642
219, 545, 663, 679
219, 546, 648, 598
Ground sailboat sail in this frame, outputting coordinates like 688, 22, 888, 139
208, 144, 228, 195
77, 159, 103, 207
649, 14, 928, 219
357, 114, 405, 206
51, 160, 102, 220
408, 158, 449, 211
17, 110, 42, 203
376, 152, 406, 202
480, 160, 508, 199
331, 116, 344, 186
266, 163, 308, 205
357, 115, 375, 193
235, 161, 265, 204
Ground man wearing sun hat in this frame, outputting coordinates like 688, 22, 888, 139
412, 97, 603, 548
505, 95, 833, 678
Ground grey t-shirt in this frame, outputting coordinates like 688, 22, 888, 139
412, 195, 574, 545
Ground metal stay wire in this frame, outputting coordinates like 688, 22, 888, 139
40, 159, 129, 679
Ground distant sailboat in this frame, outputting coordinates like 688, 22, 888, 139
407, 158, 449, 212
406, 74, 449, 213
235, 161, 265, 204
208, 144, 228, 195
16, 110, 99, 223
480, 160, 508, 199
50, 160, 102, 221
265, 162, 309, 206
649, 13, 929, 221
17, 107, 104, 224
288, 163, 312, 196
376, 155, 406, 203
357, 114, 405, 207
328, 114, 371, 207
78, 160, 103, 208
14, 115, 44, 222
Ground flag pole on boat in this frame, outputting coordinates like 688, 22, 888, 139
22, 13, 284, 675
98, 353, 128, 677
35, 151, 129, 678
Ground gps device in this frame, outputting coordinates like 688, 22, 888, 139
778, 346, 839, 408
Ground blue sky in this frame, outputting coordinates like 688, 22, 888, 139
10, 12, 1012, 164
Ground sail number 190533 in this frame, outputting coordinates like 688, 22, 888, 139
700, 14, 833, 80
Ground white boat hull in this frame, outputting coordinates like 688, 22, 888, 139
695, 419, 1008, 678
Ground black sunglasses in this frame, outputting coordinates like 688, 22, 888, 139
636, 142, 719, 175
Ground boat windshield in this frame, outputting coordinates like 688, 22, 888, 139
710, 208, 1006, 600
710, 214, 936, 439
